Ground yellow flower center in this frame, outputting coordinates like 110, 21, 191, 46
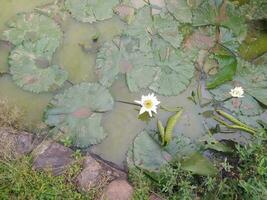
144, 100, 153, 109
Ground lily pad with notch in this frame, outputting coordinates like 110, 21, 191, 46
44, 83, 114, 148
9, 42, 68, 93
2, 12, 62, 53
65, 0, 119, 23
96, 35, 158, 92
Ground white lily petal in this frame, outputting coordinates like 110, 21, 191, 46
139, 107, 146, 115
134, 100, 142, 105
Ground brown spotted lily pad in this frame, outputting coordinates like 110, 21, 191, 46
9, 42, 68, 93
44, 83, 114, 147
96, 35, 157, 92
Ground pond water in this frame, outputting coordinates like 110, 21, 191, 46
0, 0, 266, 168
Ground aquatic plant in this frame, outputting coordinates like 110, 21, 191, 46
65, 0, 119, 23
44, 83, 114, 148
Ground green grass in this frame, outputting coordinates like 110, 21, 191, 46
129, 128, 267, 200
0, 156, 93, 200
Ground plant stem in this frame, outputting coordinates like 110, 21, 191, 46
213, 115, 257, 135
216, 110, 257, 132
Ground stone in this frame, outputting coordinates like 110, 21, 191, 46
76, 155, 103, 192
32, 142, 74, 176
100, 179, 133, 200
0, 127, 39, 158
149, 193, 163, 200
76, 154, 127, 192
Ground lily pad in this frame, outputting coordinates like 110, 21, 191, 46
206, 54, 237, 89
132, 130, 196, 172
2, 12, 62, 52
65, 0, 119, 23
44, 83, 114, 148
149, 37, 195, 96
240, 0, 267, 21
209, 59, 267, 116
9, 42, 68, 93
192, 0, 247, 42
96, 35, 157, 92
124, 6, 154, 51
153, 13, 183, 48
165, 0, 192, 23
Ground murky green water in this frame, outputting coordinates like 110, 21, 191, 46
0, 0, 265, 168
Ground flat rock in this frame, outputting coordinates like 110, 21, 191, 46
0, 127, 39, 158
76, 154, 127, 192
100, 179, 133, 200
32, 141, 74, 176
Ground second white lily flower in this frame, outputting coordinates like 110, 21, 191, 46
134, 93, 160, 117
229, 86, 244, 98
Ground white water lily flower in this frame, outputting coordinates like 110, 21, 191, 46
134, 93, 160, 117
229, 87, 244, 98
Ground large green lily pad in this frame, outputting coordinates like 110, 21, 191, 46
131, 130, 196, 172
2, 12, 62, 53
192, 0, 247, 42
153, 13, 183, 48
96, 35, 158, 92
65, 0, 119, 23
124, 6, 154, 51
149, 36, 195, 96
9, 42, 68, 93
209, 59, 267, 116
165, 0, 192, 23
44, 83, 114, 148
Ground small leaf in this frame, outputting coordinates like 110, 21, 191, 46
205, 143, 233, 153
164, 110, 183, 145
181, 152, 218, 176
207, 54, 237, 89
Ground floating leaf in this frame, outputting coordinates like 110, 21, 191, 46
209, 59, 266, 116
153, 13, 183, 48
192, 0, 218, 26
181, 152, 218, 176
219, 27, 240, 53
9, 42, 68, 93
2, 12, 62, 52
132, 130, 196, 172
96, 35, 157, 92
44, 83, 114, 148
184, 26, 216, 51
210, 83, 264, 116
133, 131, 170, 172
236, 59, 267, 106
205, 143, 233, 153
113, 4, 135, 24
149, 37, 195, 96
192, 0, 247, 41
124, 6, 153, 51
65, 0, 119, 23
207, 54, 237, 89
165, 0, 192, 23
240, 0, 267, 21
